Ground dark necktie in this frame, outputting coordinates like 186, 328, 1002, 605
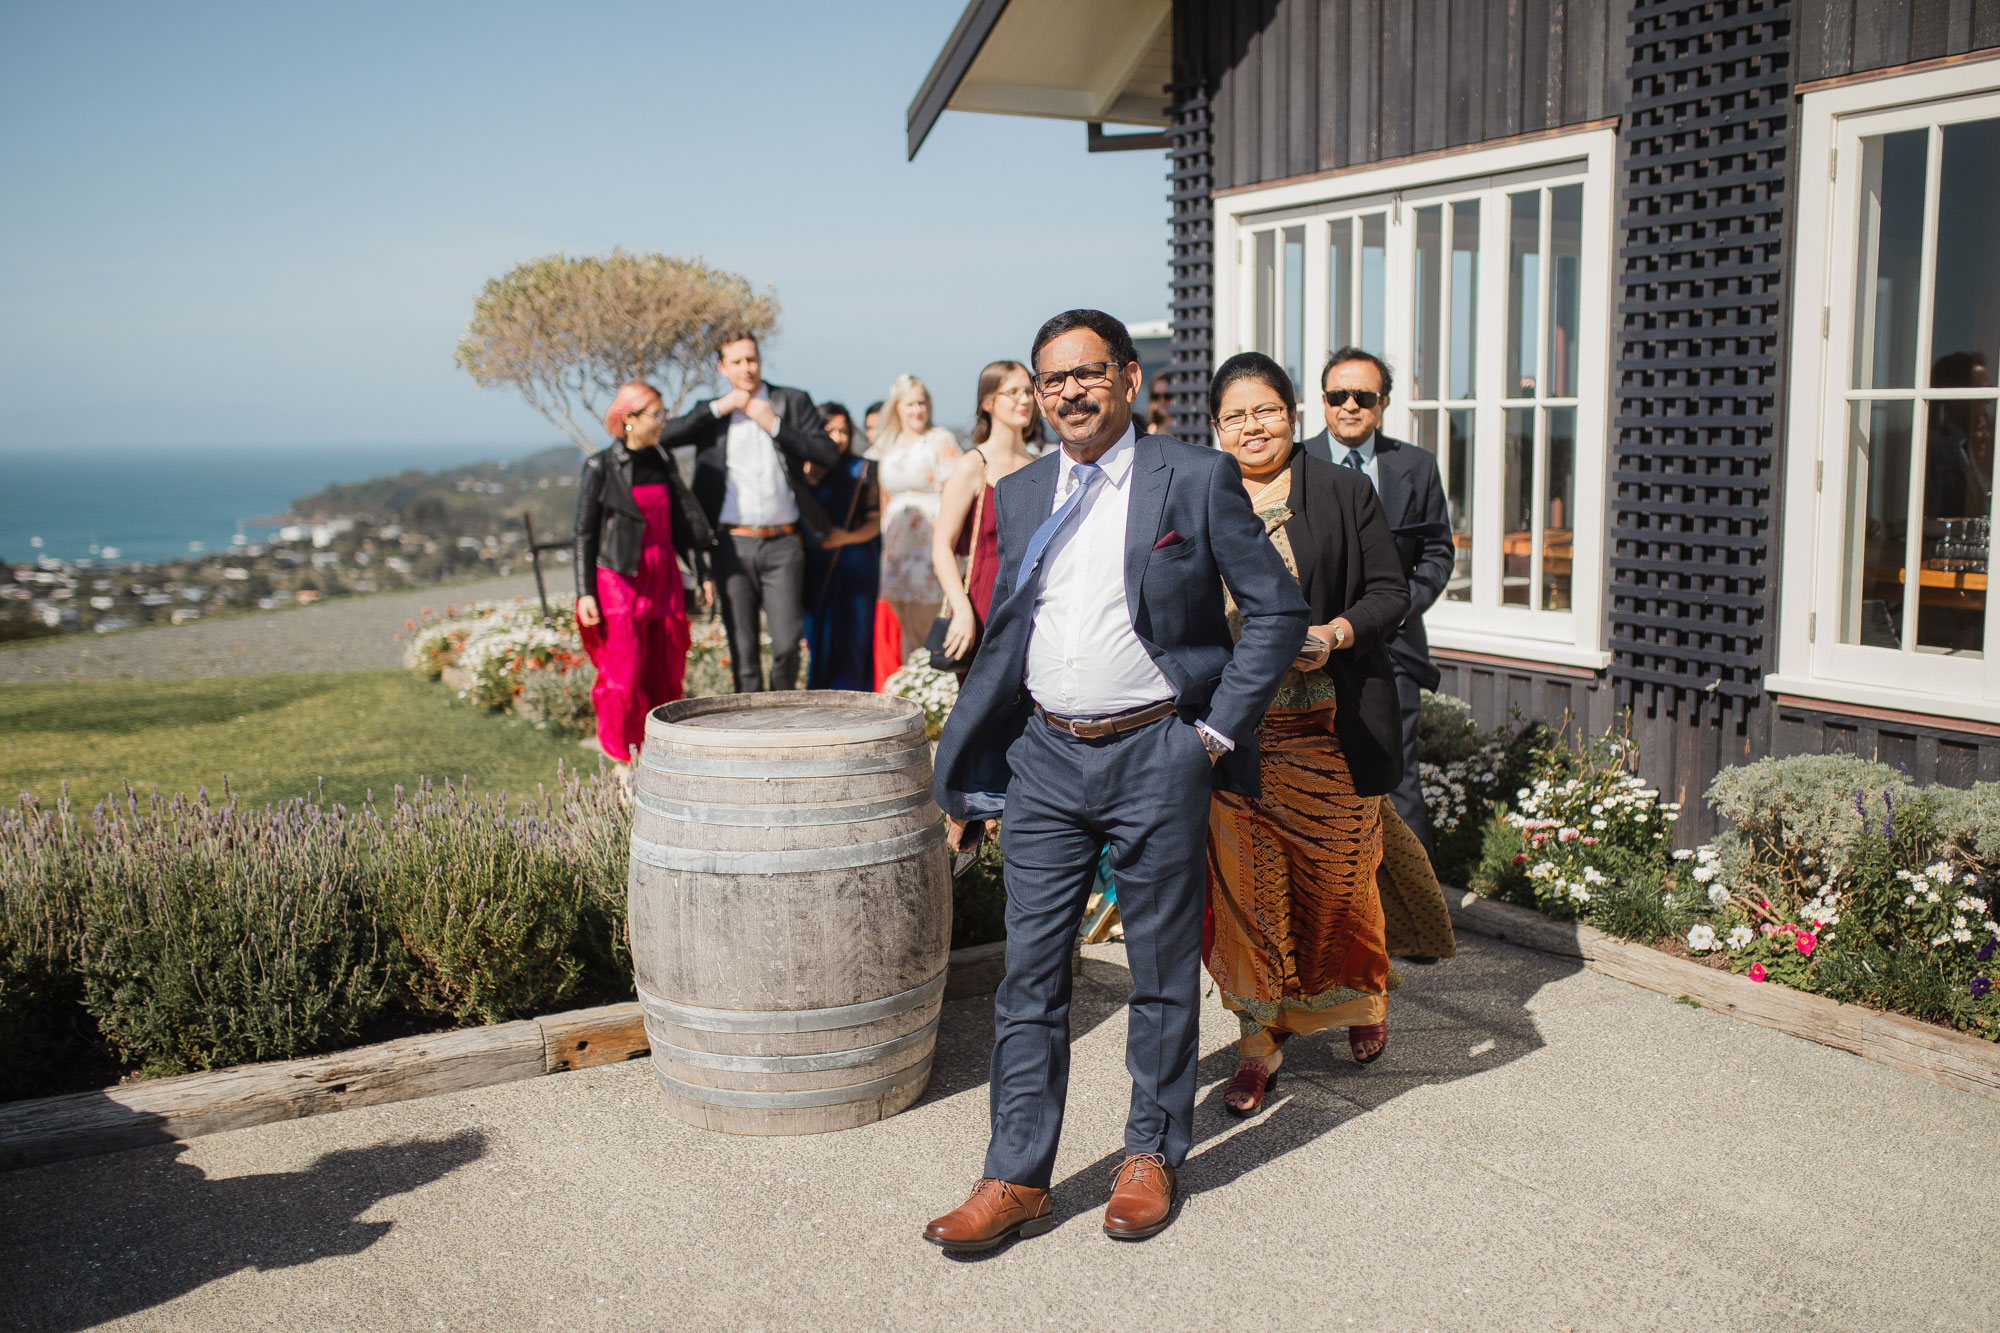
1344, 448, 1366, 473
1014, 462, 1104, 590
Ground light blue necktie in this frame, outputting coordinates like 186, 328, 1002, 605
1014, 462, 1104, 591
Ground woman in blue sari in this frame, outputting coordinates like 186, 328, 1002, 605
802, 402, 881, 691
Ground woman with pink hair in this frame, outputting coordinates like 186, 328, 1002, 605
574, 382, 715, 776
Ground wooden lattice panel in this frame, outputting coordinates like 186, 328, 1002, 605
1168, 77, 1215, 445
1611, 0, 1793, 718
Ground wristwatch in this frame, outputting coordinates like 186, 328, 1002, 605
1331, 622, 1348, 649
1198, 727, 1231, 759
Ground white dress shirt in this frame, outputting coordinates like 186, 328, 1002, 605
1333, 430, 1380, 492
713, 385, 798, 527
1024, 427, 1175, 717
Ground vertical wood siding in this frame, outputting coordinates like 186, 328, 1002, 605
1184, 0, 1627, 191
1798, 0, 2000, 78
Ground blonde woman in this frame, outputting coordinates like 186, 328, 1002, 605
930, 360, 1040, 667
869, 373, 960, 663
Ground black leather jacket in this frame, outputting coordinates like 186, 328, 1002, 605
574, 445, 715, 601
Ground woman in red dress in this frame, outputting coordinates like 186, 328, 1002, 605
574, 382, 714, 777
930, 360, 1042, 669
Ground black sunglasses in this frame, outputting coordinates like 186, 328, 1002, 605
1323, 389, 1382, 409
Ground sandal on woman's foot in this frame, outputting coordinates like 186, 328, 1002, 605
1221, 1057, 1279, 1117
1348, 1021, 1388, 1065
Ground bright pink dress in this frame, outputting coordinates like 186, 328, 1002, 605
578, 482, 691, 762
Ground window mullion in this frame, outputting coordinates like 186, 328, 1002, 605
1898, 125, 1946, 652
1532, 186, 1555, 612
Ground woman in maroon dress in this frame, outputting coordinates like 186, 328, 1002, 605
930, 360, 1041, 668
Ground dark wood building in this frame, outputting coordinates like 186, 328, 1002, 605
912, 1, 2000, 838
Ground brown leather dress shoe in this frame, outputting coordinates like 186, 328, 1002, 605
923, 1178, 1054, 1253
1103, 1152, 1177, 1240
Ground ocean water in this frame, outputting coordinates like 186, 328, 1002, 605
0, 443, 555, 565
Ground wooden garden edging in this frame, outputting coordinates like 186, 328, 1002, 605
0, 939, 1012, 1173
1446, 889, 2000, 1104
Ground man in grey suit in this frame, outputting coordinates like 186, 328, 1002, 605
1300, 348, 1456, 857
922, 310, 1308, 1252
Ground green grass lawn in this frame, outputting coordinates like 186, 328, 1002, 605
0, 671, 598, 810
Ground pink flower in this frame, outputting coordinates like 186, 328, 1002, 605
1760, 923, 1779, 936
1581, 836, 1598, 845
1511, 853, 1527, 865
1748, 963, 1766, 982
1558, 828, 1579, 842
1796, 932, 1816, 956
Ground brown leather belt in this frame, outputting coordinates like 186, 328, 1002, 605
726, 523, 798, 539
1035, 699, 1176, 740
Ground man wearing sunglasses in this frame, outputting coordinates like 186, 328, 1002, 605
1301, 348, 1456, 859
925, 309, 1306, 1252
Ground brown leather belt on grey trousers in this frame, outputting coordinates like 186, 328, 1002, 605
1034, 698, 1176, 740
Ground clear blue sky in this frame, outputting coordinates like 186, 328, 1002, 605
0, 1, 1168, 455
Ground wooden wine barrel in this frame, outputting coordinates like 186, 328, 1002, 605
627, 691, 950, 1135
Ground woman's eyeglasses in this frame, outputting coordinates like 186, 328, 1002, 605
1323, 389, 1382, 409
1214, 404, 1293, 435
1033, 361, 1122, 396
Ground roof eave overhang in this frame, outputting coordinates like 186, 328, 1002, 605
907, 0, 1011, 161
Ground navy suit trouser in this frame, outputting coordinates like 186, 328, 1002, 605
984, 710, 1215, 1189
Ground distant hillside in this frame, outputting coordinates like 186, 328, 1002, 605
290, 444, 586, 540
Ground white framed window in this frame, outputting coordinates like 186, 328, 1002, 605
1773, 60, 2000, 723
1219, 129, 1616, 670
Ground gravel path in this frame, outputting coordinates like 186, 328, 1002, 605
0, 574, 546, 682
6, 936, 1994, 1332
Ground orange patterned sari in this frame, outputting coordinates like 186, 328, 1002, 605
1203, 469, 1393, 1055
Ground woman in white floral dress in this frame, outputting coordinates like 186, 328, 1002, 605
869, 374, 960, 664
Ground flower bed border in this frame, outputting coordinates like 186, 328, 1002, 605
1447, 889, 2000, 1103
0, 940, 1010, 1173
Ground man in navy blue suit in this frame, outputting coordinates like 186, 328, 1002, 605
923, 310, 1308, 1252
1300, 348, 1457, 857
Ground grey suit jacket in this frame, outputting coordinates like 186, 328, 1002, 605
1300, 430, 1454, 689
932, 432, 1310, 820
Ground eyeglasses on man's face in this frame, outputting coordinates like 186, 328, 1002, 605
1033, 360, 1125, 397
1323, 389, 1382, 409
1215, 404, 1293, 435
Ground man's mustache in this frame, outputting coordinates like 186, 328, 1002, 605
1055, 394, 1100, 416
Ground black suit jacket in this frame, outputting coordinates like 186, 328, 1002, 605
1300, 430, 1454, 689
932, 432, 1311, 820
656, 382, 841, 541
1283, 451, 1411, 796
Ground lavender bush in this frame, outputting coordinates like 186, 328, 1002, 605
0, 793, 100, 1097
0, 768, 633, 1093
376, 772, 627, 1025
67, 783, 391, 1078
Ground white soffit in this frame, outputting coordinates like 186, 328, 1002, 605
949, 0, 1171, 127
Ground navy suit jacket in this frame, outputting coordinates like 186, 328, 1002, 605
1300, 430, 1454, 689
932, 432, 1310, 820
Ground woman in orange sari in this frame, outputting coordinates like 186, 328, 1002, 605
1202, 352, 1416, 1116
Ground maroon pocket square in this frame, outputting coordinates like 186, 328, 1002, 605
1152, 531, 1185, 551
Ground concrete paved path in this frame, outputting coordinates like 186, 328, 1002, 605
6, 934, 1995, 1332
0, 574, 542, 682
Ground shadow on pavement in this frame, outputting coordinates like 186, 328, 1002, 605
0, 1129, 488, 1333
935, 935, 1583, 1236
